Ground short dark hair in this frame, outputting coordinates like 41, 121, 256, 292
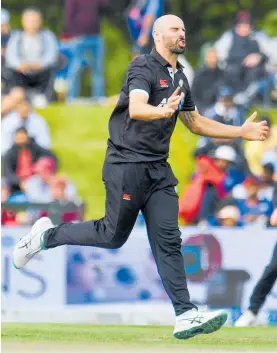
23, 7, 42, 16
263, 163, 275, 174
15, 127, 28, 135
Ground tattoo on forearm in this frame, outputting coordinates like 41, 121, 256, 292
183, 111, 195, 124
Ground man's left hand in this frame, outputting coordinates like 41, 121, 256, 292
243, 53, 262, 67
240, 111, 269, 141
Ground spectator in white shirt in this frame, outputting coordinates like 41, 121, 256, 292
24, 157, 78, 203
1, 99, 51, 155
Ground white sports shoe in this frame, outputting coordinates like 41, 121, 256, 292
234, 310, 257, 327
173, 308, 228, 340
13, 217, 53, 269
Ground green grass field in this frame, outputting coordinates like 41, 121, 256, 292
2, 324, 277, 352
38, 105, 277, 220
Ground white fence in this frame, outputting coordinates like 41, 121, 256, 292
2, 225, 277, 325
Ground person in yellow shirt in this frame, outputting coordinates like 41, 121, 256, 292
245, 116, 277, 176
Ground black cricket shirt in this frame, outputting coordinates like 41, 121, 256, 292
105, 49, 196, 163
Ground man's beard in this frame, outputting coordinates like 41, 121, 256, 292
170, 47, 186, 54
168, 39, 186, 55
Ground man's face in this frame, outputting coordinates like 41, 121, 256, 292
220, 218, 237, 227
16, 101, 31, 119
22, 11, 41, 34
158, 18, 186, 55
15, 131, 29, 147
205, 48, 217, 68
221, 97, 233, 109
235, 23, 252, 37
261, 168, 274, 184
1, 23, 10, 35
246, 183, 259, 197
214, 158, 230, 171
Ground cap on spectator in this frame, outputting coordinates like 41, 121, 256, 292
33, 157, 55, 174
217, 205, 240, 221
235, 10, 252, 24
1, 8, 10, 25
214, 145, 236, 162
244, 176, 261, 186
218, 86, 234, 98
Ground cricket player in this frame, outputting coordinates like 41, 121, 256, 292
235, 187, 277, 326
13, 15, 269, 339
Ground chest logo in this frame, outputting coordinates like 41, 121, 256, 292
179, 79, 184, 87
160, 79, 168, 88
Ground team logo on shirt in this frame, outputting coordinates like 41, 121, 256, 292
123, 193, 131, 201
160, 79, 168, 88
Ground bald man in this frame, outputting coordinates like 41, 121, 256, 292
13, 15, 269, 339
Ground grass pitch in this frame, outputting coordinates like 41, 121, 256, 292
2, 324, 277, 352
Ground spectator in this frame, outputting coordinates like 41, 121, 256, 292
3, 128, 57, 192
215, 10, 267, 94
1, 8, 11, 93
5, 7, 58, 107
245, 116, 277, 176
259, 163, 277, 201
24, 157, 78, 203
207, 205, 243, 227
191, 47, 224, 114
232, 163, 276, 201
1, 87, 25, 117
1, 8, 11, 55
64, 0, 108, 100
179, 146, 245, 224
126, 0, 163, 58
235, 176, 273, 225
194, 87, 249, 174
204, 86, 244, 126
1, 99, 51, 155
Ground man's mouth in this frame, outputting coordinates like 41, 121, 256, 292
178, 39, 186, 47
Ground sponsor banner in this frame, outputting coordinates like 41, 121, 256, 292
66, 226, 277, 315
1, 227, 66, 310
2, 225, 277, 326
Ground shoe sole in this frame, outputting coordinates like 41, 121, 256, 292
173, 311, 228, 340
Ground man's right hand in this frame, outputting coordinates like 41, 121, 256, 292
17, 63, 29, 73
167, 87, 185, 111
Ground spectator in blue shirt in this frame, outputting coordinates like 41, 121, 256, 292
235, 176, 273, 225
126, 0, 163, 58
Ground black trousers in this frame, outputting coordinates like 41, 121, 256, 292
249, 242, 277, 315
6, 68, 55, 99
44, 161, 196, 315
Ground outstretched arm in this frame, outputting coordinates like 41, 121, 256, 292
179, 110, 269, 141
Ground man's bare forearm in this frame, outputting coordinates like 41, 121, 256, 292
129, 102, 169, 121
179, 111, 242, 139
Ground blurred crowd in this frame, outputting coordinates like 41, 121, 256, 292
1, 3, 277, 227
